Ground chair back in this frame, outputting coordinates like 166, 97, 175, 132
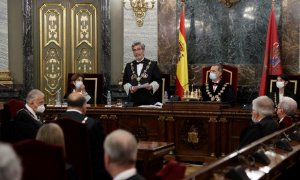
267, 75, 299, 95
13, 139, 66, 180
55, 117, 93, 180
202, 64, 238, 95
1, 99, 24, 142
3, 99, 24, 119
154, 160, 186, 180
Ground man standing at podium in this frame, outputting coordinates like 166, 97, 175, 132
201, 64, 235, 105
123, 41, 162, 106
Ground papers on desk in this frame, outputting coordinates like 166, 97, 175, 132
138, 102, 163, 109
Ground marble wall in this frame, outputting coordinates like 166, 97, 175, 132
158, 0, 288, 89
282, 0, 300, 73
123, 0, 158, 68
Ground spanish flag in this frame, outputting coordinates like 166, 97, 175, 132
259, 3, 283, 96
176, 2, 189, 97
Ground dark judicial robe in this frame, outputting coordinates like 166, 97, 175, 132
201, 79, 236, 105
59, 111, 111, 180
123, 58, 162, 106
13, 106, 42, 142
239, 116, 278, 148
268, 88, 298, 106
278, 116, 293, 130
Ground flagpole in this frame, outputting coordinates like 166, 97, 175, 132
176, 0, 189, 97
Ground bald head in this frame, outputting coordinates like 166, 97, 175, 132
67, 92, 86, 108
104, 129, 137, 166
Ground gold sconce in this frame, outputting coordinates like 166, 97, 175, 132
123, 0, 156, 27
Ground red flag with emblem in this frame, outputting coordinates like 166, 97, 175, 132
259, 4, 283, 96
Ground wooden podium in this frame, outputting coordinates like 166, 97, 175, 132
137, 141, 175, 179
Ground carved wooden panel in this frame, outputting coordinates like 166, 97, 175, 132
71, 4, 97, 73
39, 4, 66, 104
37, 1, 100, 104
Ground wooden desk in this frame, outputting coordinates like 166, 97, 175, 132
44, 102, 300, 164
137, 141, 175, 180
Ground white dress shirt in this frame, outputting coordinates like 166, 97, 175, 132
114, 168, 137, 180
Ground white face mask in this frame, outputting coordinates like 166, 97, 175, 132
36, 104, 45, 113
276, 81, 285, 89
75, 81, 83, 89
209, 72, 217, 81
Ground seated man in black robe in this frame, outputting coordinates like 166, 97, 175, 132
14, 89, 45, 142
201, 63, 236, 105
239, 96, 278, 148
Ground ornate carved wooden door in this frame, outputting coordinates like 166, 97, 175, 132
35, 0, 99, 104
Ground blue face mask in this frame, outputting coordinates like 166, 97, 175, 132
75, 81, 83, 89
209, 72, 217, 81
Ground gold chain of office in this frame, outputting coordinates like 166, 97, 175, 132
130, 61, 151, 86
205, 83, 229, 102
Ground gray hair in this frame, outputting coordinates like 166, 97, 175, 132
252, 96, 274, 117
278, 96, 298, 116
26, 89, 45, 103
104, 129, 137, 166
0, 143, 22, 180
131, 41, 145, 50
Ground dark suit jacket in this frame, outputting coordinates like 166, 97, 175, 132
123, 58, 162, 106
239, 116, 278, 148
13, 106, 42, 142
278, 116, 293, 130
127, 173, 145, 180
201, 79, 236, 105
59, 111, 111, 180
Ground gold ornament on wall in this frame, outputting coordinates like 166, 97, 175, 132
123, 0, 156, 27
218, 0, 240, 7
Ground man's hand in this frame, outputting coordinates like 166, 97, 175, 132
130, 86, 138, 93
144, 83, 153, 90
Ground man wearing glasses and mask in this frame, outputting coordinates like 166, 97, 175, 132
201, 63, 235, 105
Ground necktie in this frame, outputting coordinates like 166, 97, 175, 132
136, 60, 143, 64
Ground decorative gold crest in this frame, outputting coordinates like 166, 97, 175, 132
188, 131, 199, 144
218, 0, 240, 7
